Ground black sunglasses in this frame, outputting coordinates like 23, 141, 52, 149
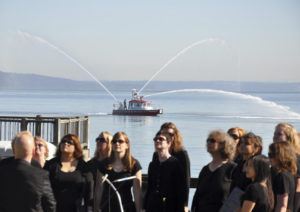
61, 140, 74, 145
96, 137, 106, 143
112, 139, 126, 144
206, 138, 217, 143
36, 143, 44, 148
240, 141, 251, 146
230, 134, 240, 140
169, 133, 175, 137
153, 136, 166, 142
268, 152, 276, 158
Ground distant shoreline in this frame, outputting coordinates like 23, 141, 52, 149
1, 71, 300, 92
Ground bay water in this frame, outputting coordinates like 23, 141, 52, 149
1, 87, 300, 177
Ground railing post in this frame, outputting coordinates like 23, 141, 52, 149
53, 118, 59, 145
21, 118, 27, 131
35, 115, 42, 137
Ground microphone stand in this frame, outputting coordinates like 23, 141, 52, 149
101, 174, 137, 212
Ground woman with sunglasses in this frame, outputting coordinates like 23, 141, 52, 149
191, 130, 236, 212
152, 122, 190, 212
144, 131, 185, 212
269, 142, 296, 212
273, 123, 300, 212
95, 132, 142, 212
87, 131, 113, 183
33, 136, 49, 168
227, 127, 247, 163
44, 134, 94, 212
230, 132, 263, 193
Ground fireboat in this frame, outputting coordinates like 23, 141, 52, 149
112, 89, 163, 116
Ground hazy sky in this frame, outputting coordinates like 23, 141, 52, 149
0, 1, 299, 82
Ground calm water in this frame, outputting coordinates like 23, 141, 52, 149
1, 88, 300, 178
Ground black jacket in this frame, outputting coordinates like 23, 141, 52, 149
44, 157, 94, 212
0, 159, 56, 212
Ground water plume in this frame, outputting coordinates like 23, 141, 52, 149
17, 30, 118, 102
144, 89, 300, 119
138, 39, 226, 94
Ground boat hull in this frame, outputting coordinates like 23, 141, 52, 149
112, 109, 163, 116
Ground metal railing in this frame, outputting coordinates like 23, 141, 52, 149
0, 115, 89, 146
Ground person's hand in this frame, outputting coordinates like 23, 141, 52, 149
184, 206, 189, 212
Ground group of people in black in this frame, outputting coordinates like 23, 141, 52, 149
0, 122, 299, 212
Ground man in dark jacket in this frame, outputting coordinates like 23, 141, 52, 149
0, 131, 56, 212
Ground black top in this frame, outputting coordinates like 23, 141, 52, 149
191, 161, 236, 212
152, 149, 190, 206
296, 154, 300, 178
87, 157, 102, 186
44, 157, 94, 212
230, 159, 252, 192
97, 158, 142, 212
272, 171, 295, 212
144, 156, 185, 212
240, 183, 269, 212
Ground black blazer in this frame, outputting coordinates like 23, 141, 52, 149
0, 159, 56, 212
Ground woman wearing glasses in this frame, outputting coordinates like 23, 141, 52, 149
87, 131, 113, 183
191, 130, 236, 212
144, 131, 185, 212
44, 134, 94, 212
33, 136, 49, 168
230, 133, 263, 192
227, 127, 247, 163
152, 122, 190, 212
95, 132, 142, 212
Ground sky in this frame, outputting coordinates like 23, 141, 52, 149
0, 1, 299, 82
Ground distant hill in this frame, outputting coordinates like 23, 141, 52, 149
1, 70, 300, 92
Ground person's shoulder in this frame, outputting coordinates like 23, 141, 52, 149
45, 157, 59, 165
0, 156, 14, 167
44, 157, 60, 170
87, 158, 96, 166
132, 158, 142, 172
173, 149, 189, 157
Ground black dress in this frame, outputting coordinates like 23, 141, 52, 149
152, 149, 190, 207
44, 157, 94, 212
272, 171, 295, 212
191, 161, 236, 212
240, 183, 269, 212
144, 156, 185, 212
97, 158, 142, 212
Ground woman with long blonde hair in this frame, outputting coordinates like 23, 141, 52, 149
87, 131, 112, 183
95, 132, 142, 212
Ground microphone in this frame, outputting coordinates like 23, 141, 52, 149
102, 174, 108, 184
113, 176, 136, 183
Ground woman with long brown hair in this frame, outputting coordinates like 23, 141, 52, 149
44, 134, 93, 212
273, 123, 300, 211
269, 142, 297, 212
95, 132, 142, 212
230, 132, 263, 192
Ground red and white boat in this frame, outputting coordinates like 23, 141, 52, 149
112, 89, 163, 116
